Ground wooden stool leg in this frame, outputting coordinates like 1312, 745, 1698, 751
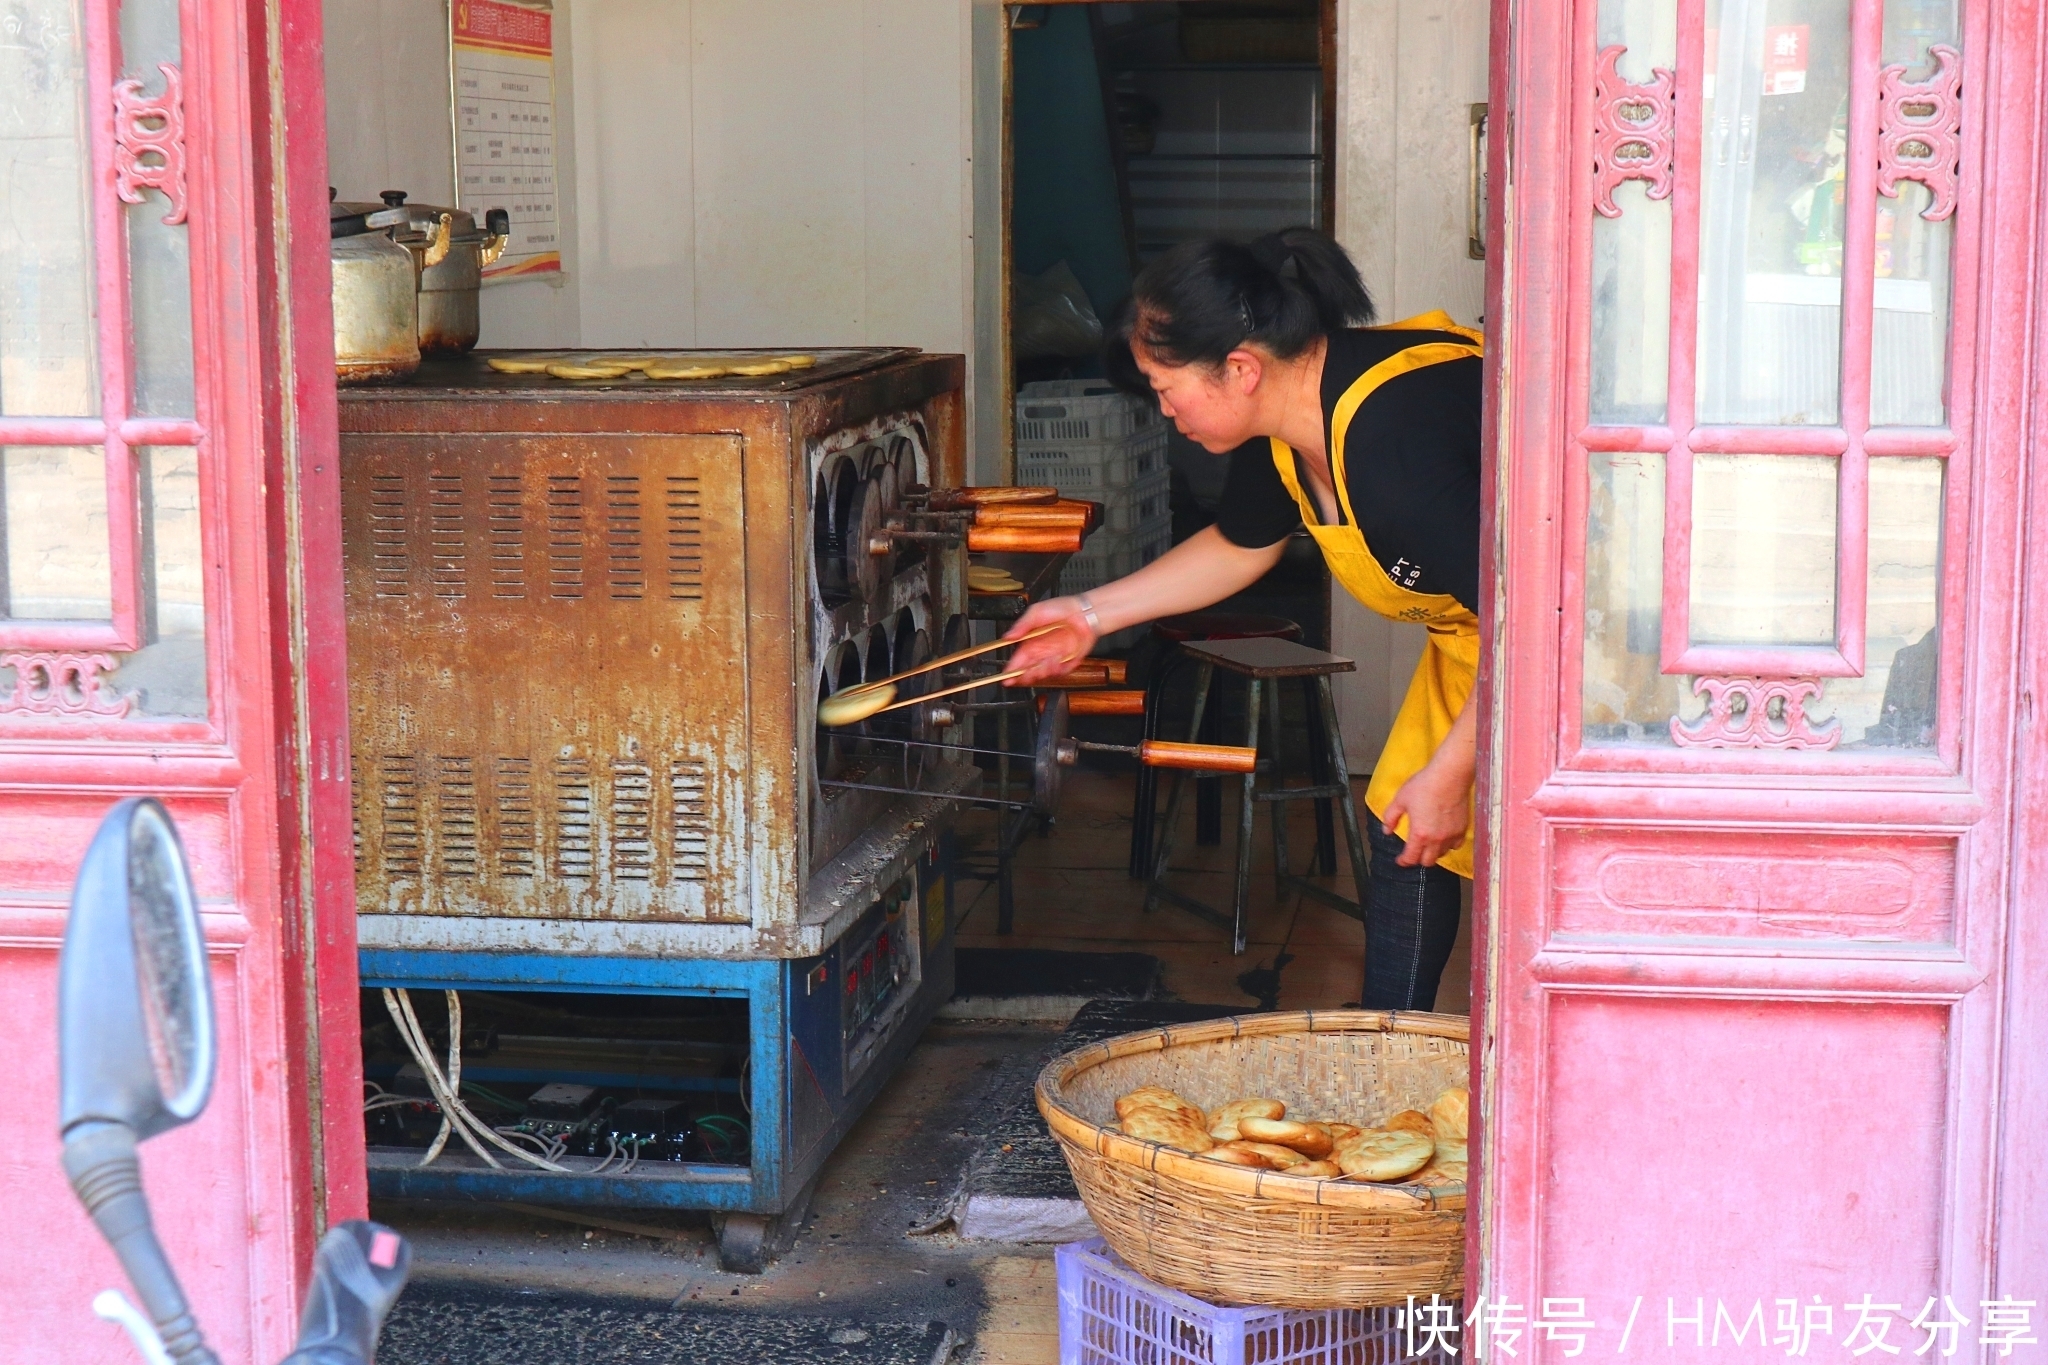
1266, 670, 1291, 894
1145, 661, 1214, 912
1302, 676, 1337, 876
1195, 667, 1224, 846
1127, 651, 1180, 879
1231, 677, 1263, 956
1315, 675, 1373, 914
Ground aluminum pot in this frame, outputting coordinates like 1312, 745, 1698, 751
372, 191, 510, 356
330, 195, 422, 385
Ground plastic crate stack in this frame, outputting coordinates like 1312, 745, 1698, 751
1015, 380, 1172, 649
1057, 1239, 1458, 1365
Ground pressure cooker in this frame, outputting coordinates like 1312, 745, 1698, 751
371, 191, 511, 356
328, 190, 510, 384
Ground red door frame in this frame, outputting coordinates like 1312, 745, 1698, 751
0, 0, 362, 1350
1478, 0, 2043, 1350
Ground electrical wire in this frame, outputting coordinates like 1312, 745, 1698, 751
382, 988, 568, 1172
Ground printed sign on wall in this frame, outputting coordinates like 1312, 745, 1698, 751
453, 0, 561, 280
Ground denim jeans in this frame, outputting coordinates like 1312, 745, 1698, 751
1361, 809, 1465, 1011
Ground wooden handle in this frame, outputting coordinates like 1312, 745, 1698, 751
1067, 689, 1145, 716
973, 502, 1093, 529
1036, 663, 1112, 688
967, 525, 1084, 554
929, 485, 1060, 510
1140, 740, 1258, 773
1081, 657, 1129, 684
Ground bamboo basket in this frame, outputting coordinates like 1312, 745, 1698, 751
1034, 1010, 1469, 1310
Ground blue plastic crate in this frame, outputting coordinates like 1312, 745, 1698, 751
1057, 1238, 1454, 1365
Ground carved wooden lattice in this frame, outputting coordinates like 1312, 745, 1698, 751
1876, 43, 1964, 220
1671, 676, 1842, 750
112, 63, 188, 225
1592, 45, 1677, 218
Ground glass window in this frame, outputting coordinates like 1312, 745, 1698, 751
1688, 453, 1839, 646
1697, 0, 1853, 426
1, 445, 112, 620
121, 0, 196, 418
1583, 451, 1686, 743
0, 0, 99, 418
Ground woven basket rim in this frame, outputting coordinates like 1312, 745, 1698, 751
1033, 1008, 1469, 1211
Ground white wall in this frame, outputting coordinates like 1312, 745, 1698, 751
1330, 0, 1489, 768
322, 0, 988, 454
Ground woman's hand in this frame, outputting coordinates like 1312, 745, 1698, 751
1002, 598, 1097, 683
1378, 696, 1480, 867
1378, 759, 1472, 868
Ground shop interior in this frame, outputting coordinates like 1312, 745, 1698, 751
315, 0, 1484, 1346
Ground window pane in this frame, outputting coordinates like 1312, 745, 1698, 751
1805, 456, 1941, 747
1, 445, 111, 619
1591, 183, 1674, 425
1689, 452, 1838, 646
0, 0, 99, 417
1697, 0, 1851, 426
1583, 450, 1684, 744
1869, 182, 1951, 429
121, 0, 196, 418
115, 446, 207, 715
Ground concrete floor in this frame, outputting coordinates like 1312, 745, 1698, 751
374, 765, 1473, 1364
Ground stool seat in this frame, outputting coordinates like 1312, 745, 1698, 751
1151, 612, 1302, 644
1180, 637, 1356, 678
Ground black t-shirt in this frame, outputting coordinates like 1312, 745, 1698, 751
1213, 328, 1484, 612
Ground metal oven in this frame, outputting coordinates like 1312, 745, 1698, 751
337, 348, 970, 1268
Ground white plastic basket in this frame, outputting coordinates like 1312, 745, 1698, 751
1059, 519, 1173, 599
1016, 380, 1162, 443
1096, 466, 1172, 533
1020, 424, 1170, 496
1057, 1238, 1456, 1365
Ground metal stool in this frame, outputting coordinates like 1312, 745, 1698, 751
1127, 612, 1313, 878
1143, 637, 1370, 955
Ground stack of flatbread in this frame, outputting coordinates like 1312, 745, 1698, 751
1112, 1084, 1468, 1185
968, 565, 1025, 595
484, 353, 818, 380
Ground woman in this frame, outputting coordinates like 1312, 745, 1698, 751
1004, 227, 1483, 1012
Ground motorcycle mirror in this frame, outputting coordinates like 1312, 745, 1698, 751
58, 798, 221, 1365
59, 797, 215, 1140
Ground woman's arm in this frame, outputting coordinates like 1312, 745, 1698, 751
1000, 526, 1289, 682
1378, 696, 1479, 867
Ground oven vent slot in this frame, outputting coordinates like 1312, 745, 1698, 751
487, 473, 526, 600
670, 758, 711, 880
606, 476, 646, 600
380, 754, 421, 877
546, 475, 585, 600
554, 755, 595, 876
428, 472, 467, 598
495, 756, 537, 878
611, 760, 655, 878
666, 475, 704, 601
369, 472, 409, 597
437, 755, 479, 877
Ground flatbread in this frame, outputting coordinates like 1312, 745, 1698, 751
1116, 1087, 1203, 1126
817, 684, 895, 727
1207, 1098, 1285, 1132
1118, 1106, 1215, 1153
1430, 1088, 1470, 1143
1202, 1143, 1282, 1169
1287, 1159, 1343, 1179
486, 354, 562, 373
728, 359, 794, 377
1383, 1109, 1435, 1137
1236, 1117, 1333, 1159
645, 361, 730, 381
776, 354, 819, 369
1413, 1160, 1468, 1188
1334, 1129, 1435, 1182
545, 362, 634, 380
1236, 1141, 1310, 1168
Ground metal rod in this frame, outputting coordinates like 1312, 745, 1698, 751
833, 625, 1060, 699
818, 779, 1031, 811
867, 667, 1028, 716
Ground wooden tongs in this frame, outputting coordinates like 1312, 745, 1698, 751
816, 623, 1066, 727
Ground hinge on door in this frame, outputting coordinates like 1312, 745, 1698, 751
113, 63, 189, 226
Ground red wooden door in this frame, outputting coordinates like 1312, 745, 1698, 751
1481, 0, 2042, 1352
0, 0, 358, 1349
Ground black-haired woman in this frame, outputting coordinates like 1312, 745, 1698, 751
1004, 227, 1482, 1013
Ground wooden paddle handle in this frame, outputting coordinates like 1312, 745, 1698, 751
967, 525, 1084, 554
973, 500, 1097, 529
1037, 663, 1113, 688
1081, 657, 1128, 683
1140, 740, 1258, 773
1066, 689, 1145, 716
928, 485, 1060, 510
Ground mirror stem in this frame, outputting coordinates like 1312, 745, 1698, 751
62, 1124, 221, 1365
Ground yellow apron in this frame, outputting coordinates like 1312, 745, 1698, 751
1268, 311, 1483, 878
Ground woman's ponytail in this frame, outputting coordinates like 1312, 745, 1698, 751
1103, 226, 1374, 392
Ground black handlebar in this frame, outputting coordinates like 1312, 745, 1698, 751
277, 1221, 410, 1365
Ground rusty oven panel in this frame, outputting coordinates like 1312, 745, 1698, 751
338, 349, 968, 952
343, 433, 751, 922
